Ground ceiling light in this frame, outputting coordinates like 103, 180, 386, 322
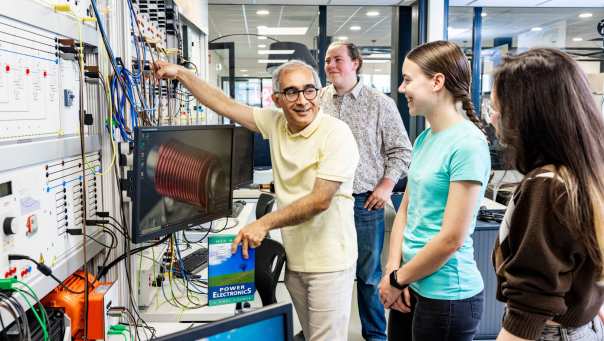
578, 12, 592, 18
258, 44, 266, 48
447, 27, 470, 37
258, 59, 289, 64
573, 37, 583, 42
258, 50, 295, 55
366, 11, 379, 17
240, 69, 248, 72
375, 69, 382, 72
350, 26, 361, 31
481, 12, 487, 17
336, 36, 348, 41
368, 53, 391, 59
258, 26, 308, 35
531, 27, 542, 32
258, 36, 268, 40
256, 10, 270, 15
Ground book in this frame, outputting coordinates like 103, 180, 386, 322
208, 234, 256, 306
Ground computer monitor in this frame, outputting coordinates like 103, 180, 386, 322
153, 303, 294, 341
253, 132, 272, 169
485, 125, 513, 170
131, 125, 233, 243
231, 126, 254, 188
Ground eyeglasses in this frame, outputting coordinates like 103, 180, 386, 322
277, 86, 319, 102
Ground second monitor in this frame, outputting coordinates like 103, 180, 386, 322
131, 125, 234, 243
231, 126, 254, 189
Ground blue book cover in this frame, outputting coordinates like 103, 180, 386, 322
208, 234, 256, 306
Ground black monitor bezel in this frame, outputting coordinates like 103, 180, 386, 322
231, 126, 255, 189
152, 302, 294, 341
132, 125, 234, 244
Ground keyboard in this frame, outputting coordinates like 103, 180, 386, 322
173, 247, 209, 278
477, 208, 506, 223
230, 200, 246, 218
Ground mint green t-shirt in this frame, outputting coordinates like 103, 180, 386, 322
403, 120, 490, 300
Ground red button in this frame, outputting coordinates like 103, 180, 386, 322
43, 71, 47, 77
5, 65, 9, 72
25, 68, 30, 75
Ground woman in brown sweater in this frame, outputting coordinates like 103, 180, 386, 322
489, 48, 604, 340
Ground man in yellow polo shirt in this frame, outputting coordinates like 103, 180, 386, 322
154, 59, 359, 341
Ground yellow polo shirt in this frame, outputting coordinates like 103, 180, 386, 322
253, 107, 359, 273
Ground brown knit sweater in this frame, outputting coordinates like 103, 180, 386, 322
492, 168, 604, 340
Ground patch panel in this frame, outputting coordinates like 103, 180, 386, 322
0, 152, 103, 282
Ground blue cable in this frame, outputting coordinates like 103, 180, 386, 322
174, 238, 207, 294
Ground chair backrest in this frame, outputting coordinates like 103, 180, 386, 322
256, 193, 275, 220
254, 238, 286, 306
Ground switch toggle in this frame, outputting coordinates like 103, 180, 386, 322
26, 215, 38, 236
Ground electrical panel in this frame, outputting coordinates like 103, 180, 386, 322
0, 0, 104, 313
0, 152, 102, 280
0, 16, 62, 141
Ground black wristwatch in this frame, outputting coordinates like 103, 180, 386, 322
389, 269, 408, 290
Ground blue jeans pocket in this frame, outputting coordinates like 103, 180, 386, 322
467, 291, 484, 320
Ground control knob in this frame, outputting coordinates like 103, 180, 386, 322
3, 217, 16, 235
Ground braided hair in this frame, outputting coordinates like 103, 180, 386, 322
407, 40, 486, 135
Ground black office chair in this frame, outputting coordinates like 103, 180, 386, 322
235, 194, 284, 311
235, 238, 286, 311
256, 193, 275, 220
254, 238, 287, 306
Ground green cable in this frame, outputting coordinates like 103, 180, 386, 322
108, 330, 128, 341
15, 280, 49, 333
14, 290, 48, 341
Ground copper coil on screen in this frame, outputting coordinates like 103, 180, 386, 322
150, 140, 226, 209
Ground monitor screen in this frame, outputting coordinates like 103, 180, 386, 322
132, 125, 233, 243
153, 303, 294, 341
231, 126, 254, 188
253, 132, 272, 169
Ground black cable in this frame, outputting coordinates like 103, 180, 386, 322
99, 228, 117, 278
13, 287, 50, 335
85, 233, 114, 249
0, 292, 28, 340
49, 273, 85, 295
109, 146, 145, 341
106, 220, 129, 240
0, 306, 5, 331
182, 226, 211, 244
7, 255, 85, 294
76, 54, 91, 341
96, 235, 169, 279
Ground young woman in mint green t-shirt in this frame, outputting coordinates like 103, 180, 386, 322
378, 40, 491, 341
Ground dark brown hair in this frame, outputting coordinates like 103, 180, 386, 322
493, 48, 604, 280
406, 40, 484, 134
327, 42, 363, 75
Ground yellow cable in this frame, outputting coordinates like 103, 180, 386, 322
65, 8, 114, 177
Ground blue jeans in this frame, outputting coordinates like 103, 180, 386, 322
388, 289, 484, 341
354, 192, 387, 341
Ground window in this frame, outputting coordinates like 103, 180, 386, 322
327, 6, 393, 93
